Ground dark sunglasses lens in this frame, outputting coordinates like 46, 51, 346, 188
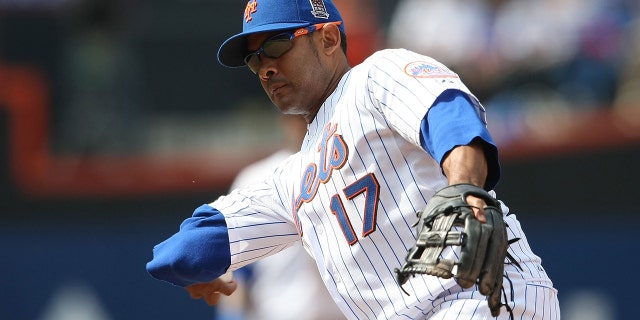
245, 39, 293, 74
246, 53, 260, 74
263, 40, 292, 58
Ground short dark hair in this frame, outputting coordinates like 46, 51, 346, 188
339, 31, 348, 56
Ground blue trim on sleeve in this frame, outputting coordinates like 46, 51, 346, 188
146, 204, 231, 287
420, 89, 501, 190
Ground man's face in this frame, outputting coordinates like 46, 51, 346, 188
246, 30, 332, 122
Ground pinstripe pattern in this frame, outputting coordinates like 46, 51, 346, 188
211, 49, 558, 319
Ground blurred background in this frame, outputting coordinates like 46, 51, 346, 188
1, 0, 639, 319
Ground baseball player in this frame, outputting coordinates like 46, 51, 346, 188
146, 0, 560, 319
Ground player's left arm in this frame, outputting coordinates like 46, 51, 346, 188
421, 89, 500, 221
399, 89, 509, 315
441, 140, 491, 222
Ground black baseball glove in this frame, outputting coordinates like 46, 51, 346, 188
395, 183, 509, 317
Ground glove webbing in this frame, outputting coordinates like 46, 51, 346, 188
396, 210, 464, 291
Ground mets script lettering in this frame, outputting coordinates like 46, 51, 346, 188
292, 122, 348, 234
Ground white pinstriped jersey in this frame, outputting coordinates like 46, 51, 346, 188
211, 49, 558, 319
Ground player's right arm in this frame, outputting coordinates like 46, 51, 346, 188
146, 204, 232, 287
185, 277, 238, 306
147, 173, 299, 288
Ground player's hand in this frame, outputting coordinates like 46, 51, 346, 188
185, 278, 238, 306
465, 194, 487, 223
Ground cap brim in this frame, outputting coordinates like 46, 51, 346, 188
217, 22, 312, 68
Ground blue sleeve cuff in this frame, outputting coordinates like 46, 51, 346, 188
146, 204, 231, 287
420, 89, 501, 190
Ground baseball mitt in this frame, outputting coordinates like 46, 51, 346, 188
395, 183, 508, 317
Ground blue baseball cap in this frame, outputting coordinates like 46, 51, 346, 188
217, 0, 345, 68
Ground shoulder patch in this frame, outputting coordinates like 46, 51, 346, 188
404, 61, 458, 78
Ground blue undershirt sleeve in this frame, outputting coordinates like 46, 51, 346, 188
146, 204, 232, 287
420, 89, 501, 190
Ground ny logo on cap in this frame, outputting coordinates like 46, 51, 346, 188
244, 0, 258, 22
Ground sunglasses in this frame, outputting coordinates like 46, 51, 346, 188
244, 21, 343, 74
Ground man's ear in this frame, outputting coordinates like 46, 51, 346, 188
320, 23, 342, 56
